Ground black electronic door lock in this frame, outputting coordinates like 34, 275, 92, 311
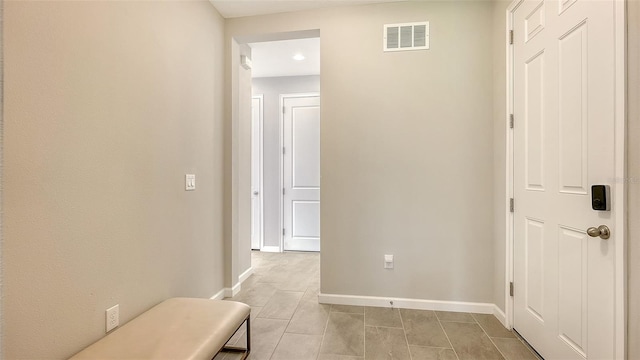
591, 185, 610, 211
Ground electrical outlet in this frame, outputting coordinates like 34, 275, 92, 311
106, 304, 119, 333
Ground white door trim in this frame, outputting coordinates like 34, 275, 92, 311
279, 92, 321, 252
504, 1, 626, 358
612, 2, 627, 356
504, 0, 517, 334
251, 94, 265, 250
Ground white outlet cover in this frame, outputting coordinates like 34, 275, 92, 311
106, 304, 119, 333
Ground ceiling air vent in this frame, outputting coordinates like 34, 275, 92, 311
384, 22, 430, 52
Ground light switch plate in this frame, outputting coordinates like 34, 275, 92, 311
185, 174, 196, 191
384, 254, 394, 269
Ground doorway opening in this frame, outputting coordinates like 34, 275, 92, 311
247, 35, 321, 254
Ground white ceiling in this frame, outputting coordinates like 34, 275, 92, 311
210, 0, 404, 19
249, 38, 320, 78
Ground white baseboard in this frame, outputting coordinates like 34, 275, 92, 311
210, 268, 253, 301
239, 267, 254, 284
210, 288, 226, 300
260, 246, 281, 253
224, 282, 242, 298
318, 293, 495, 314
493, 305, 508, 328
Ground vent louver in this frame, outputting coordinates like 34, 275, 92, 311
384, 22, 430, 52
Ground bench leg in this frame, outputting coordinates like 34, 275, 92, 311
221, 315, 250, 360
246, 316, 251, 354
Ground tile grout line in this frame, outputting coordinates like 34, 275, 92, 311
470, 313, 511, 360
408, 345, 454, 350
398, 308, 414, 360
470, 313, 494, 334
437, 320, 478, 324
266, 284, 303, 359
270, 306, 297, 359
436, 314, 461, 360
484, 333, 509, 360
364, 324, 404, 330
363, 306, 366, 359
316, 304, 333, 360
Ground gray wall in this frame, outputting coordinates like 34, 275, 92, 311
3, 1, 226, 358
227, 1, 496, 303
252, 75, 321, 249
627, 1, 639, 357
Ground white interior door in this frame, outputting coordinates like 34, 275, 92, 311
512, 0, 616, 359
251, 95, 263, 250
283, 95, 320, 252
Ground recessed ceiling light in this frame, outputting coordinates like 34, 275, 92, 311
293, 54, 305, 61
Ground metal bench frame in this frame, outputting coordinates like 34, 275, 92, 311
217, 314, 251, 360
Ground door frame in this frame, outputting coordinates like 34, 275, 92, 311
279, 92, 321, 252
504, 1, 627, 357
251, 94, 265, 250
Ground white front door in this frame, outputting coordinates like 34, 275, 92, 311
512, 0, 616, 359
251, 95, 263, 250
283, 95, 320, 252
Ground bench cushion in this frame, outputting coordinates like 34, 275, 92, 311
70, 298, 251, 360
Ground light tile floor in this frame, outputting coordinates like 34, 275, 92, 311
216, 251, 540, 360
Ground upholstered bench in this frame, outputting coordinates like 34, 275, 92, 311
70, 298, 251, 360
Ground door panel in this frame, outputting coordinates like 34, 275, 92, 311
513, 0, 615, 358
525, 217, 545, 322
293, 201, 320, 238
283, 95, 320, 252
292, 107, 320, 188
525, 1, 545, 40
524, 51, 545, 191
558, 22, 588, 195
557, 226, 588, 356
